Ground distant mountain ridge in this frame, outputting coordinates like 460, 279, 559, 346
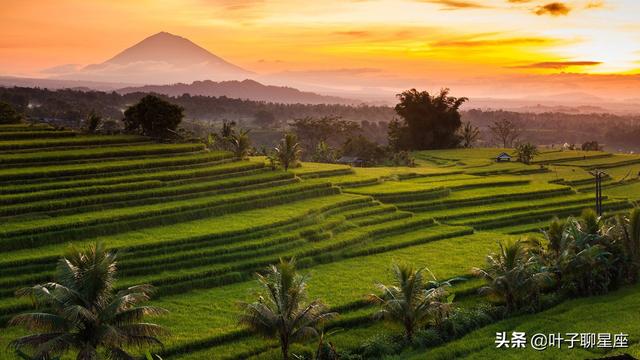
118, 79, 359, 105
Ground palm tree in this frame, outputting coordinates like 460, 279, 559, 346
228, 129, 251, 159
424, 269, 465, 327
619, 208, 640, 283
514, 143, 539, 164
221, 120, 236, 139
9, 243, 168, 360
549, 218, 613, 296
239, 258, 337, 360
544, 217, 566, 255
368, 263, 443, 341
472, 239, 551, 313
274, 133, 302, 171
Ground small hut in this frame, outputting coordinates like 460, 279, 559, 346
495, 152, 512, 162
336, 156, 365, 167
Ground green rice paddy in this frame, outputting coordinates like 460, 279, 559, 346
0, 127, 638, 359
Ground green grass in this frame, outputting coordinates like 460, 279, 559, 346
119, 231, 510, 358
402, 283, 640, 360
0, 130, 76, 140
605, 181, 640, 202
0, 123, 52, 131
559, 154, 640, 169
0, 171, 294, 216
0, 151, 231, 181
0, 159, 265, 195
0, 142, 204, 165
0, 134, 148, 151
1, 140, 638, 360
0, 193, 367, 263
532, 150, 611, 164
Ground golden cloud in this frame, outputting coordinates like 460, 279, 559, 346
534, 2, 571, 16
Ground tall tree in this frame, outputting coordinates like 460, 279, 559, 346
459, 121, 481, 148
390, 88, 467, 150
9, 243, 167, 360
489, 119, 520, 148
0, 101, 23, 124
274, 133, 302, 171
123, 95, 184, 138
239, 259, 337, 360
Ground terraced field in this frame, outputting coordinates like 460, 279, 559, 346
0, 125, 638, 359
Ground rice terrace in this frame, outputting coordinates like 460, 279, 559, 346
0, 117, 638, 359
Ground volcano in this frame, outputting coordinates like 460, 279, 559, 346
57, 32, 252, 84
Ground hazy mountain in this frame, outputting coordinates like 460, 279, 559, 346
0, 76, 132, 91
118, 79, 359, 105
55, 32, 252, 84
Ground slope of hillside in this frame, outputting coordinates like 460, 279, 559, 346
0, 125, 638, 359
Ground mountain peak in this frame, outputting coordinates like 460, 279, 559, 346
144, 31, 191, 44
76, 32, 251, 84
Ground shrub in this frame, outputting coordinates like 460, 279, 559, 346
472, 239, 553, 313
358, 334, 400, 359
412, 328, 443, 348
0, 102, 22, 124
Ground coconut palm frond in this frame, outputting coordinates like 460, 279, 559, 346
8, 243, 167, 359
239, 258, 334, 360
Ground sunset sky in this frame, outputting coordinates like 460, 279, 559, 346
1, 0, 639, 99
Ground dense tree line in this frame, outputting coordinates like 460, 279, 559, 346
0, 87, 394, 128
2, 86, 639, 151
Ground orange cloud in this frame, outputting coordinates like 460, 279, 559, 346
433, 37, 555, 47
420, 0, 490, 10
535, 2, 571, 16
334, 31, 372, 37
510, 61, 602, 69
586, 1, 605, 9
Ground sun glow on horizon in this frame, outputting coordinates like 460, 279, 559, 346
1, 0, 639, 97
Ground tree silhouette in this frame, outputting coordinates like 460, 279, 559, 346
0, 101, 22, 124
123, 95, 184, 138
489, 119, 520, 148
515, 143, 539, 164
459, 121, 481, 148
390, 88, 467, 150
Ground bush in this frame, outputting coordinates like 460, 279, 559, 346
0, 102, 22, 124
435, 305, 500, 342
358, 334, 400, 359
412, 329, 444, 348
